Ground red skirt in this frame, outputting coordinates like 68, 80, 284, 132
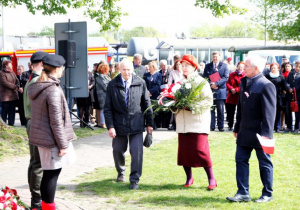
177, 133, 212, 167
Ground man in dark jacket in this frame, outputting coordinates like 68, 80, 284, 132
133, 54, 146, 79
104, 59, 153, 190
226, 55, 276, 203
203, 51, 229, 131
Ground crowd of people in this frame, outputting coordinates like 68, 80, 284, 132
0, 50, 299, 209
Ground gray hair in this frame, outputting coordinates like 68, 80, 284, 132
120, 59, 134, 71
160, 60, 167, 65
133, 54, 142, 59
246, 55, 266, 73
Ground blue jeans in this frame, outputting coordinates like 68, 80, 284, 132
235, 145, 273, 197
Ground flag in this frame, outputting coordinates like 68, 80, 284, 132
256, 134, 275, 154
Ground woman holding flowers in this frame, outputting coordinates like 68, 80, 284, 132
175, 55, 216, 190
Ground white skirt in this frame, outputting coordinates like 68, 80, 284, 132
38, 142, 76, 170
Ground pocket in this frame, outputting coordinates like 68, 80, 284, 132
51, 147, 62, 162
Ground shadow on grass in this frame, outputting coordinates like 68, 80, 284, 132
76, 179, 227, 207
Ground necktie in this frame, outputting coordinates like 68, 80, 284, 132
124, 80, 129, 107
215, 63, 218, 70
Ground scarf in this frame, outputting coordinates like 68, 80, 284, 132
269, 71, 280, 78
236, 70, 244, 75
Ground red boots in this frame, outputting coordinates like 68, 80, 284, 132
42, 201, 56, 210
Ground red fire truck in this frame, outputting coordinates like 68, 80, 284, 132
0, 47, 109, 74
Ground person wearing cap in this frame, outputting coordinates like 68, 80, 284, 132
104, 59, 153, 190
0, 60, 20, 126
227, 57, 236, 73
282, 55, 290, 64
28, 54, 76, 210
23, 51, 48, 209
203, 51, 229, 132
176, 54, 217, 190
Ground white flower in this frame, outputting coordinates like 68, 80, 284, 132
171, 83, 181, 93
0, 191, 4, 196
185, 83, 192, 89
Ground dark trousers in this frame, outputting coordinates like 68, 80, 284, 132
1, 100, 17, 126
274, 104, 281, 131
27, 119, 43, 203
112, 133, 143, 183
235, 145, 273, 197
41, 168, 61, 203
79, 106, 90, 127
211, 99, 225, 130
226, 103, 236, 129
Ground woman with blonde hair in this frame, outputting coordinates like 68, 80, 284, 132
28, 54, 76, 210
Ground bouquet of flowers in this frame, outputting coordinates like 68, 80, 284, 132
0, 186, 26, 210
148, 76, 211, 115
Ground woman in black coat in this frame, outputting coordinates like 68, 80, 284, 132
265, 63, 289, 132
94, 63, 111, 128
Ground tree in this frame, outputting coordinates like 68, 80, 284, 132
119, 27, 166, 42
39, 26, 54, 36
195, 0, 300, 41
263, 0, 300, 41
194, 0, 248, 17
1, 0, 127, 32
190, 21, 264, 39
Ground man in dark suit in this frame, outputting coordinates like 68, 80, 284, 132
159, 59, 170, 85
104, 59, 153, 190
133, 54, 146, 79
21, 62, 33, 86
16, 65, 27, 126
203, 51, 229, 131
226, 55, 276, 203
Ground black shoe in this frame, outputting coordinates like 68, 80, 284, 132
129, 182, 139, 190
31, 199, 42, 210
210, 128, 215, 131
116, 175, 125, 182
226, 194, 251, 202
255, 196, 272, 203
168, 125, 175, 130
218, 128, 224, 132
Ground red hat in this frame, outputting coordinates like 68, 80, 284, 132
180, 54, 199, 69
227, 57, 232, 62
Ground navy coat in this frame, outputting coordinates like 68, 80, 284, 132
203, 61, 229, 100
233, 74, 276, 148
104, 74, 153, 136
144, 72, 162, 100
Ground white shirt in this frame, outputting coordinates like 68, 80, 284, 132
121, 75, 132, 87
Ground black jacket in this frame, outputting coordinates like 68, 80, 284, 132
104, 74, 153, 135
285, 70, 300, 101
234, 74, 276, 148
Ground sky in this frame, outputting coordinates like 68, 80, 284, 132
1, 0, 249, 37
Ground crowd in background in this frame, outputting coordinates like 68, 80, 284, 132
0, 53, 299, 134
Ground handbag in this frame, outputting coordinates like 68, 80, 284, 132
143, 133, 152, 148
290, 87, 298, 112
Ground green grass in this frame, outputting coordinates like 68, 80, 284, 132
76, 132, 300, 209
0, 126, 106, 162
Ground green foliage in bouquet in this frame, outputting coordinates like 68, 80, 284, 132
145, 76, 211, 116
171, 77, 211, 114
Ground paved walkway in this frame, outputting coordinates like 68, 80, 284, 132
0, 125, 176, 209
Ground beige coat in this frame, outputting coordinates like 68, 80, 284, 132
176, 72, 213, 134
